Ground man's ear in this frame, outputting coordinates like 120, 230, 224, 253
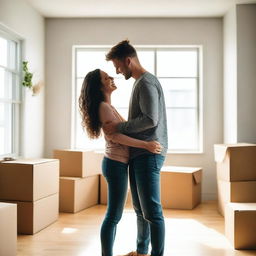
125, 57, 132, 66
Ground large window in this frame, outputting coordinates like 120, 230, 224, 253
0, 30, 21, 157
73, 46, 202, 152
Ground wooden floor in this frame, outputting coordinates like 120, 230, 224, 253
17, 201, 256, 256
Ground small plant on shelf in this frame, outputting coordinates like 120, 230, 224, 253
22, 61, 33, 89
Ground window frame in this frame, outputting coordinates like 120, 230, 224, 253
72, 45, 203, 153
0, 27, 22, 158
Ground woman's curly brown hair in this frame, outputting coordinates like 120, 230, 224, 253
79, 69, 105, 139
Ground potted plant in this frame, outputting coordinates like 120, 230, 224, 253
22, 61, 43, 96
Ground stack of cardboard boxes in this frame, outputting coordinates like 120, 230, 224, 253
214, 143, 256, 249
53, 149, 102, 213
160, 166, 203, 209
0, 159, 59, 234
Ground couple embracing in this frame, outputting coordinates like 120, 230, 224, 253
79, 40, 168, 256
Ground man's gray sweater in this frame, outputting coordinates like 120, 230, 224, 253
117, 72, 168, 159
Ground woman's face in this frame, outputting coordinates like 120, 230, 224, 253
100, 70, 117, 93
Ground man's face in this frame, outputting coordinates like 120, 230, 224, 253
112, 58, 132, 80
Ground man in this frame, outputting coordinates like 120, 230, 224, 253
105, 40, 168, 256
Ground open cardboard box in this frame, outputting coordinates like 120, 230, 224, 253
161, 166, 202, 209
225, 203, 256, 249
214, 143, 256, 181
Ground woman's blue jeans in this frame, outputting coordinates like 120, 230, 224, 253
129, 154, 165, 256
100, 157, 128, 256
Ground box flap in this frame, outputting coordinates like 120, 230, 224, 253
193, 171, 202, 184
54, 149, 93, 153
214, 144, 229, 162
0, 158, 58, 165
161, 166, 202, 173
214, 143, 256, 162
60, 177, 80, 181
0, 202, 16, 210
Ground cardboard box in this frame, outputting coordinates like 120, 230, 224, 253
225, 203, 256, 249
217, 180, 256, 216
0, 159, 59, 201
100, 174, 107, 205
214, 143, 256, 181
59, 175, 99, 213
160, 166, 202, 209
53, 149, 103, 177
0, 203, 17, 256
100, 174, 132, 206
1, 193, 59, 235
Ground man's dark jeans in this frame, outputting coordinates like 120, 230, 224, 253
129, 154, 165, 256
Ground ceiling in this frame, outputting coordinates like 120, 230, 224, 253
25, 0, 256, 18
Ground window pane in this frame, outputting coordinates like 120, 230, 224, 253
167, 108, 198, 150
0, 102, 4, 124
0, 126, 5, 155
137, 50, 154, 74
76, 50, 118, 78
0, 67, 13, 99
0, 37, 8, 67
111, 78, 134, 109
0, 33, 20, 157
0, 67, 4, 98
114, 108, 129, 121
76, 78, 83, 103
0, 37, 17, 70
0, 103, 12, 155
157, 50, 197, 77
8, 40, 17, 70
160, 78, 197, 108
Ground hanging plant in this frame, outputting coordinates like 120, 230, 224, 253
22, 61, 33, 89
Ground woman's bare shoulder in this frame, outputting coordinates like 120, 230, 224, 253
99, 101, 115, 123
99, 101, 112, 112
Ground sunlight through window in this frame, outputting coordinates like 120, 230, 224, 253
0, 31, 21, 157
61, 227, 78, 234
73, 46, 202, 152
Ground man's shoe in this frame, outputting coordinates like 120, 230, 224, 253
118, 252, 137, 256
118, 252, 149, 256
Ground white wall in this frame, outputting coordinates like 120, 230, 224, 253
0, 0, 45, 158
223, 4, 256, 144
237, 4, 256, 143
223, 7, 237, 143
45, 18, 223, 200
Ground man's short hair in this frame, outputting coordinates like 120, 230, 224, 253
106, 40, 137, 61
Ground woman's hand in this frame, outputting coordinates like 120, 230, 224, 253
145, 141, 163, 154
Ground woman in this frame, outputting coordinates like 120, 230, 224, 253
79, 69, 162, 256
